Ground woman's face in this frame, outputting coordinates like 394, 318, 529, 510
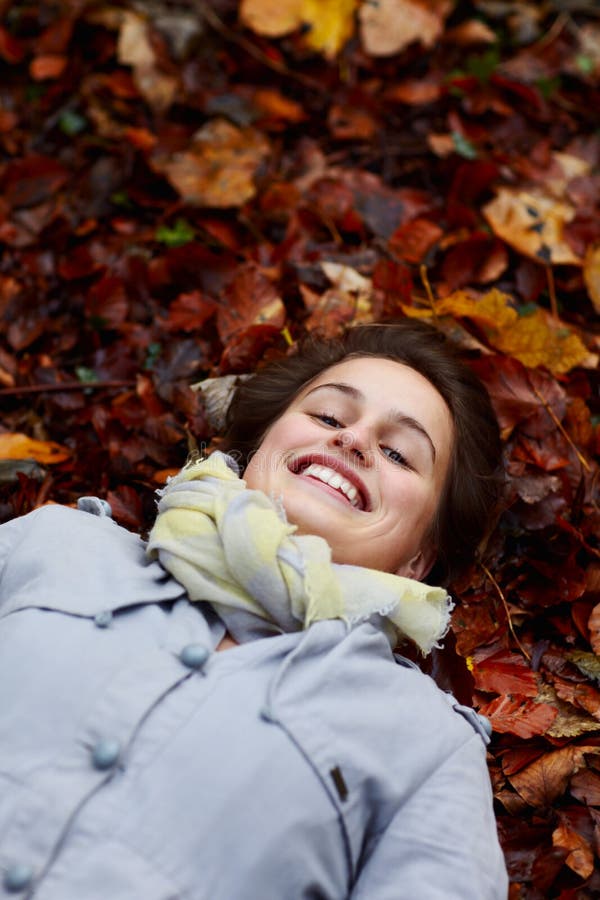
243, 356, 454, 579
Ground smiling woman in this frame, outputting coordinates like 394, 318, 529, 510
0, 319, 508, 900
243, 356, 454, 579
225, 318, 503, 585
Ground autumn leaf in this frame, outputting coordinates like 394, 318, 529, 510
359, 0, 453, 57
583, 241, 600, 314
485, 307, 594, 376
152, 119, 270, 208
472, 649, 538, 697
477, 694, 558, 739
240, 0, 357, 59
509, 745, 600, 807
0, 433, 71, 464
117, 10, 178, 111
552, 821, 594, 879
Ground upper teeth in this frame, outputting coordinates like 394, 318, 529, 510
302, 464, 360, 507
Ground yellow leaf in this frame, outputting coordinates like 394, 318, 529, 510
487, 308, 591, 376
240, 0, 356, 58
401, 288, 517, 329
359, 0, 453, 57
483, 187, 581, 266
0, 433, 71, 464
583, 241, 600, 314
301, 0, 357, 58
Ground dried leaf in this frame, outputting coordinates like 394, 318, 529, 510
583, 241, 600, 314
509, 745, 600, 807
477, 694, 558, 739
240, 0, 357, 59
570, 768, 600, 806
154, 119, 270, 208
472, 649, 538, 697
0, 433, 71, 464
486, 307, 594, 376
359, 0, 453, 57
483, 187, 581, 266
117, 10, 177, 111
552, 821, 594, 879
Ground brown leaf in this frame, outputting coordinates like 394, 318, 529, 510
571, 769, 600, 807
217, 264, 285, 342
509, 745, 600, 807
154, 119, 270, 208
552, 821, 594, 879
359, 0, 453, 57
165, 291, 216, 333
583, 241, 600, 314
388, 217, 443, 264
29, 54, 67, 81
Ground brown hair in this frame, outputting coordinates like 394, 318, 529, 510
222, 320, 503, 585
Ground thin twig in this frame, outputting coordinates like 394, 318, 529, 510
197, 1, 327, 95
0, 380, 136, 397
480, 562, 531, 661
419, 264, 438, 317
531, 384, 591, 472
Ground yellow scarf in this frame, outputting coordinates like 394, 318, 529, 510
146, 452, 452, 655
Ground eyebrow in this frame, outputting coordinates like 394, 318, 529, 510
305, 382, 437, 462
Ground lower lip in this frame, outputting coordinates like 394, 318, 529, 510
294, 471, 358, 510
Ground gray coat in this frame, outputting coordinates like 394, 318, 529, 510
0, 503, 508, 899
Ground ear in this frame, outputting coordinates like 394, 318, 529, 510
396, 545, 437, 582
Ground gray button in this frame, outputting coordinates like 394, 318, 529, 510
179, 644, 209, 669
92, 738, 121, 770
94, 610, 113, 628
4, 863, 34, 892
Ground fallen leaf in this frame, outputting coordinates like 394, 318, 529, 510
0, 433, 71, 464
29, 54, 67, 80
154, 118, 270, 207
389, 217, 443, 263
486, 307, 594, 376
477, 694, 558, 739
117, 10, 177, 111
483, 187, 581, 266
472, 649, 538, 697
217, 264, 285, 342
509, 745, 600, 807
570, 768, 600, 806
359, 0, 453, 57
583, 241, 600, 314
552, 821, 594, 879
240, 0, 357, 59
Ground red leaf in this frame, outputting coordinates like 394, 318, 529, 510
165, 291, 216, 332
478, 694, 557, 739
472, 649, 538, 696
1, 156, 69, 208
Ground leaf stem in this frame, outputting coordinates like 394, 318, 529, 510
480, 562, 531, 661
0, 380, 136, 397
531, 384, 591, 472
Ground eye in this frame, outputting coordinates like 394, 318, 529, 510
312, 412, 344, 428
381, 446, 411, 468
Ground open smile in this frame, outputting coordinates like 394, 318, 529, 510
288, 454, 370, 511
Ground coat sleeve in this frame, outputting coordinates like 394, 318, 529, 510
0, 511, 30, 601
350, 734, 508, 900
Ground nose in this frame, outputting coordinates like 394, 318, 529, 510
330, 427, 373, 465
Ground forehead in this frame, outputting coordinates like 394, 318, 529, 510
296, 355, 449, 412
